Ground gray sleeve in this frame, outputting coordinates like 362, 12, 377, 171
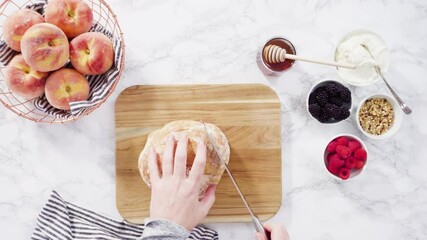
140, 219, 190, 240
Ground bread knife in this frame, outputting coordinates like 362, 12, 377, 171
200, 120, 271, 240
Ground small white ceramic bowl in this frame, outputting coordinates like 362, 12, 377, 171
334, 29, 390, 87
356, 93, 403, 140
324, 134, 368, 181
306, 79, 353, 124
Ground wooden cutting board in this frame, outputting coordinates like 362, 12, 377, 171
115, 84, 282, 223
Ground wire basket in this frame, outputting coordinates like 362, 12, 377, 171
0, 0, 124, 123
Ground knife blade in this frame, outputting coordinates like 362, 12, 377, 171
200, 120, 270, 240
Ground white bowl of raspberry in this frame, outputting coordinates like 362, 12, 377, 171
307, 80, 353, 124
324, 134, 368, 181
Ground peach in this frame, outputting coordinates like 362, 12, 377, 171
45, 0, 93, 38
20, 23, 69, 72
69, 32, 114, 75
45, 68, 89, 110
4, 54, 49, 99
3, 9, 44, 52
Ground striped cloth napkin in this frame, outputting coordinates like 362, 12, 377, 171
32, 191, 218, 240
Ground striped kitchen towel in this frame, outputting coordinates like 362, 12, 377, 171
0, 0, 124, 118
32, 191, 218, 240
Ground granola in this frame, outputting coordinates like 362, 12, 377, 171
359, 98, 394, 135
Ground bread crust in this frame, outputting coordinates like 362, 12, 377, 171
138, 120, 230, 195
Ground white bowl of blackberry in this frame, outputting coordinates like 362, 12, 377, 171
306, 80, 353, 124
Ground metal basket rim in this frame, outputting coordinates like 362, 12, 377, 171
0, 0, 125, 124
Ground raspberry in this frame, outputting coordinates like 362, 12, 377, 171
326, 154, 333, 165
339, 88, 351, 103
336, 145, 351, 159
348, 141, 361, 153
309, 104, 321, 118
328, 154, 345, 167
354, 160, 365, 169
326, 141, 338, 153
328, 154, 343, 164
336, 137, 348, 146
354, 148, 367, 161
328, 165, 340, 175
345, 157, 356, 169
338, 168, 351, 180
327, 154, 344, 175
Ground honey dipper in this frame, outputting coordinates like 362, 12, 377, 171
263, 44, 356, 69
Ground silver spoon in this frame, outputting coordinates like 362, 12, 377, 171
361, 44, 412, 114
373, 67, 412, 114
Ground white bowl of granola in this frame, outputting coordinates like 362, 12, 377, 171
356, 93, 403, 139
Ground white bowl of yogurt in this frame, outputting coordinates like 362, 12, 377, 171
335, 29, 390, 87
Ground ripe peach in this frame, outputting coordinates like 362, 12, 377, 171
45, 68, 89, 110
3, 9, 44, 52
45, 0, 93, 38
4, 54, 48, 99
69, 32, 114, 75
20, 23, 69, 72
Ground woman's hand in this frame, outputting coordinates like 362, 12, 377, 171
148, 135, 216, 231
256, 223, 290, 240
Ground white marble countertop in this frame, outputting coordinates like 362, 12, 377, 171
1, 0, 426, 239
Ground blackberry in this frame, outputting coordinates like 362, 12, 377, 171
314, 91, 328, 106
332, 107, 343, 119
325, 103, 338, 118
318, 109, 329, 123
309, 103, 321, 118
337, 108, 350, 120
339, 88, 351, 103
309, 94, 316, 104
313, 86, 328, 98
315, 86, 327, 94
329, 97, 343, 107
325, 83, 339, 97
